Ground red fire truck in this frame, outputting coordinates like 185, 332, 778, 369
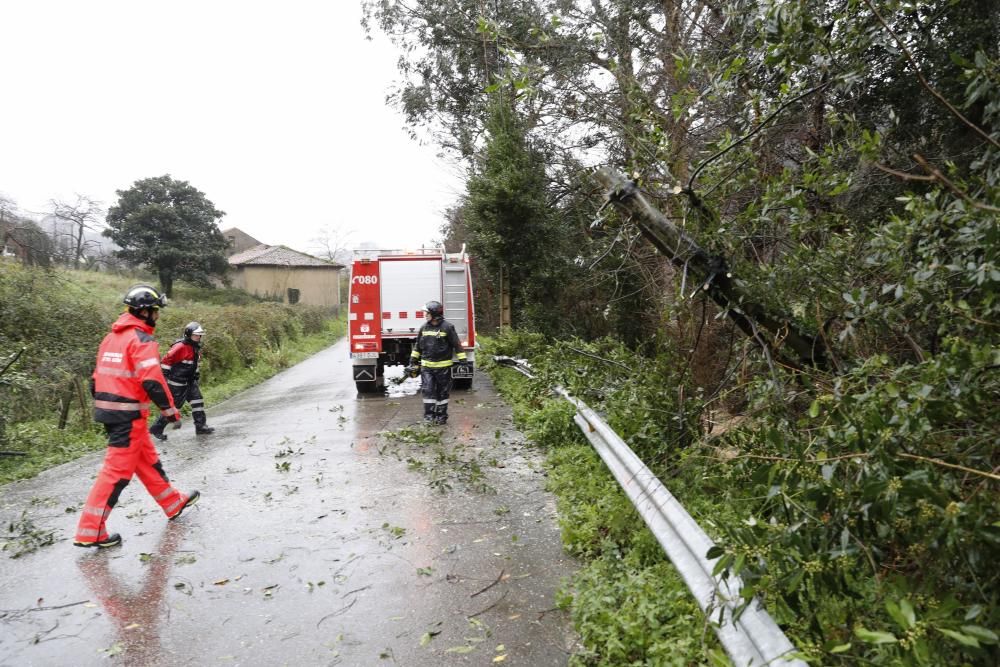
348, 246, 476, 393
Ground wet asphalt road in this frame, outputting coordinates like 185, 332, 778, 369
0, 339, 578, 666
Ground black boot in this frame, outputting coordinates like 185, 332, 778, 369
74, 533, 122, 548
149, 422, 167, 441
195, 426, 215, 435
434, 407, 448, 425
169, 490, 200, 521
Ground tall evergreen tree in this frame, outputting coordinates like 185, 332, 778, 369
104, 175, 229, 296
464, 102, 564, 330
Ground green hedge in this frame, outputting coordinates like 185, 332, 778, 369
0, 262, 343, 482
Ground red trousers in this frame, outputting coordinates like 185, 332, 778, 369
75, 417, 188, 543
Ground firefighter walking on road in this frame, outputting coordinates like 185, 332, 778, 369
74, 285, 200, 549
407, 300, 468, 425
150, 321, 214, 441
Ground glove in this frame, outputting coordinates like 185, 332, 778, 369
406, 365, 420, 378
163, 408, 182, 424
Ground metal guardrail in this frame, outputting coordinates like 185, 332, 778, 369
494, 356, 806, 667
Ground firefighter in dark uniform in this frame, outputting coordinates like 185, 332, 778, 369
407, 300, 468, 424
74, 285, 200, 548
150, 321, 214, 440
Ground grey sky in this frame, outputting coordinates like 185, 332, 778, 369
0, 1, 466, 254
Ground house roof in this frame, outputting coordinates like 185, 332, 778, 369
228, 244, 343, 269
220, 226, 262, 242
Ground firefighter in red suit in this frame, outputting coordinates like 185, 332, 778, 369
149, 321, 214, 441
73, 285, 200, 549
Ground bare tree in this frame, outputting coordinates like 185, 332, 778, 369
309, 224, 355, 265
0, 196, 55, 267
0, 195, 17, 258
49, 195, 104, 267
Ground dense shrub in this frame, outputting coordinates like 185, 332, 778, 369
0, 263, 116, 423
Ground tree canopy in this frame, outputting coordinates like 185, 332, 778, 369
104, 175, 229, 296
368, 0, 1000, 663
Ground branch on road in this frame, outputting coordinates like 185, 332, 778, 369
470, 568, 506, 598
466, 590, 509, 619
316, 598, 358, 628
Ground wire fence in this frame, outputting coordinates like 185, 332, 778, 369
494, 355, 806, 667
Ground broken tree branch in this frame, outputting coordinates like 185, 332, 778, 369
470, 568, 505, 598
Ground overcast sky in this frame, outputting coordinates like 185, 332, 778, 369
0, 1, 466, 255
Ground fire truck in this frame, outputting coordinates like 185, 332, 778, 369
348, 246, 476, 393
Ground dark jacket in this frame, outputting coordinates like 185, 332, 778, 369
411, 318, 467, 368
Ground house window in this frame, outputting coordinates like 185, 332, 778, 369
227, 236, 235, 247
287, 288, 300, 304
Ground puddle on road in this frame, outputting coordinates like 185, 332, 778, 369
384, 366, 421, 398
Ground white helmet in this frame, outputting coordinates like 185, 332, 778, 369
184, 321, 206, 339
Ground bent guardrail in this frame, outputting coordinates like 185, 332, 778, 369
494, 355, 806, 667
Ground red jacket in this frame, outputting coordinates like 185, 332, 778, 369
160, 339, 200, 385
92, 313, 178, 424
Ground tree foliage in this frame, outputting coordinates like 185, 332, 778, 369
461, 102, 578, 331
104, 175, 229, 296
370, 0, 1000, 663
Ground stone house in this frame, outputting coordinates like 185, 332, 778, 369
228, 244, 344, 308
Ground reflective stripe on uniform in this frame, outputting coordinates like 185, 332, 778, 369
165, 498, 184, 514
154, 487, 174, 501
77, 528, 102, 537
191, 407, 205, 413
161, 364, 172, 371
137, 357, 159, 369
423, 398, 436, 404
96, 367, 136, 378
94, 399, 150, 410
83, 505, 106, 517
421, 359, 454, 368
167, 380, 188, 387
180, 360, 194, 364
411, 351, 421, 359
456, 352, 467, 360
161, 407, 179, 416
435, 399, 449, 406
421, 330, 449, 337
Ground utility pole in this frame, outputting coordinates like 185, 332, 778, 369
595, 168, 830, 370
